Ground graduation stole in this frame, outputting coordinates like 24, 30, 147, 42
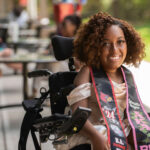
90, 66, 150, 150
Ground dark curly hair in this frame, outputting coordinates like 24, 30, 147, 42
73, 12, 145, 69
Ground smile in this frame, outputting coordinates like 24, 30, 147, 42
109, 56, 121, 61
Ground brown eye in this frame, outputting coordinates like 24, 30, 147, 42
102, 42, 111, 48
117, 40, 125, 45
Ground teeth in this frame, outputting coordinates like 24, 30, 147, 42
110, 56, 120, 60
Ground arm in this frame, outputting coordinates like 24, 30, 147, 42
0, 48, 12, 57
70, 66, 110, 150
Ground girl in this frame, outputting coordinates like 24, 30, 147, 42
55, 12, 148, 150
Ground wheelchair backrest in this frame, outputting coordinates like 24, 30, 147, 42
51, 35, 74, 60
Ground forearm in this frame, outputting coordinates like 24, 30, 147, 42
0, 48, 12, 57
71, 99, 110, 150
81, 120, 110, 150
71, 100, 107, 146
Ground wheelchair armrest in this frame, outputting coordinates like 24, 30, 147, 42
58, 107, 91, 135
28, 69, 52, 78
32, 107, 91, 143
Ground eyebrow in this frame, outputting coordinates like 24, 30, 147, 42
118, 36, 125, 39
103, 36, 125, 41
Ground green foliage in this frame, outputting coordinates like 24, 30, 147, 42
82, 0, 102, 17
101, 0, 112, 10
136, 23, 150, 62
83, 0, 150, 22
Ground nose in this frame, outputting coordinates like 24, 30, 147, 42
111, 43, 118, 52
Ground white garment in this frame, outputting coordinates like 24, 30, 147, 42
8, 10, 29, 28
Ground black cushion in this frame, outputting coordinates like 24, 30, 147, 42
51, 35, 74, 60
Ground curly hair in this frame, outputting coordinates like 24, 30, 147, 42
73, 12, 145, 69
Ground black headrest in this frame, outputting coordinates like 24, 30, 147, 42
51, 35, 74, 60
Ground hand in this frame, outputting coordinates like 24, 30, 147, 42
91, 133, 110, 150
0, 48, 12, 57
76, 118, 110, 150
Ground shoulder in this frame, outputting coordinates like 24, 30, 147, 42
74, 65, 90, 86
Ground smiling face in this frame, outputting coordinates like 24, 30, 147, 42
100, 25, 127, 73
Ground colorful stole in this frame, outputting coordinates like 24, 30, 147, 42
90, 66, 150, 150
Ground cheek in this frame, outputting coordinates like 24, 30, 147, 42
123, 46, 127, 58
101, 50, 109, 57
120, 44, 127, 59
100, 51, 108, 62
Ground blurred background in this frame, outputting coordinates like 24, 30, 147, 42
0, 0, 149, 60
0, 0, 149, 150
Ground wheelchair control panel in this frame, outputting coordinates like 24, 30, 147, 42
33, 107, 91, 144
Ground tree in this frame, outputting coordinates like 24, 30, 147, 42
82, 0, 102, 17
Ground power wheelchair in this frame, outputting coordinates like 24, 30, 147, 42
18, 35, 91, 150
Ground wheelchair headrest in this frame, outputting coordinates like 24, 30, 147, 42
51, 35, 74, 60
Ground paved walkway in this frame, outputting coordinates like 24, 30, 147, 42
0, 61, 150, 150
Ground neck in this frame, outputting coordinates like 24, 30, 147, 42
106, 69, 123, 84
